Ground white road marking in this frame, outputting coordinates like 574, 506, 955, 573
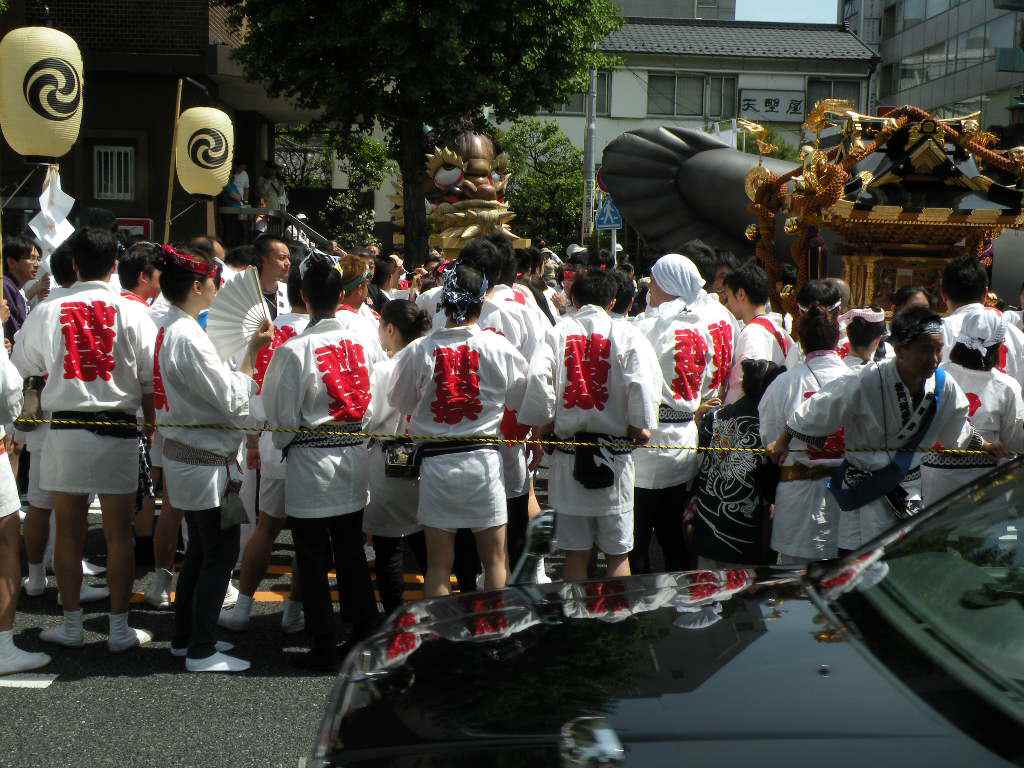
0, 673, 58, 689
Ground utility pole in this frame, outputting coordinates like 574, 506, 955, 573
582, 66, 597, 243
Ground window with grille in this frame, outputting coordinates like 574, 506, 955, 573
807, 79, 862, 111
646, 73, 706, 116
93, 145, 135, 201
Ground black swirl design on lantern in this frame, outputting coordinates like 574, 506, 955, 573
22, 57, 81, 122
187, 128, 229, 170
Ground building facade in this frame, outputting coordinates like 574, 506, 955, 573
0, 1, 315, 242
866, 0, 1024, 128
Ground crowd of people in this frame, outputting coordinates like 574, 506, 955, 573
0, 224, 1019, 677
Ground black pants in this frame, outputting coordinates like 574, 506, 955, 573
172, 507, 240, 659
506, 494, 530, 572
630, 484, 694, 574
290, 512, 380, 652
372, 531, 427, 616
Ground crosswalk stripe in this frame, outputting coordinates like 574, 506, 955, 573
0, 673, 58, 689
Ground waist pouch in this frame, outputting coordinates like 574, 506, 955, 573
51, 410, 138, 439
385, 439, 500, 479
560, 432, 633, 491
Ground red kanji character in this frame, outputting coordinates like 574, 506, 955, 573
59, 301, 117, 382
254, 325, 298, 393
672, 328, 708, 401
153, 328, 168, 411
998, 344, 1008, 373
430, 344, 482, 424
563, 333, 611, 410
707, 321, 733, 389
315, 340, 371, 422
500, 407, 530, 440
837, 340, 851, 359
966, 392, 982, 417
802, 391, 845, 459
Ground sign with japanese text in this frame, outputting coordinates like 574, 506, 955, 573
739, 90, 805, 123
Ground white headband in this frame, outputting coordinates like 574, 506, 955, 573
798, 300, 842, 314
839, 307, 885, 325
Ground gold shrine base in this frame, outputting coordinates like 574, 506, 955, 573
841, 246, 966, 310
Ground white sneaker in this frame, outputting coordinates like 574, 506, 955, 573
144, 569, 173, 609
185, 651, 250, 673
280, 602, 305, 635
81, 559, 106, 576
170, 640, 233, 658
217, 606, 249, 632
22, 575, 50, 597
57, 583, 110, 606
534, 557, 551, 585
222, 581, 239, 609
108, 626, 153, 653
40, 623, 84, 648
0, 646, 51, 675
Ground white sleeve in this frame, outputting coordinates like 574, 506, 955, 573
364, 363, 399, 433
941, 378, 974, 450
177, 338, 257, 421
11, 311, 46, 378
503, 343, 530, 415
623, 332, 660, 431
758, 375, 788, 446
130, 307, 157, 395
517, 328, 558, 427
0, 342, 24, 425
787, 372, 856, 439
725, 326, 774, 404
387, 342, 425, 417
263, 346, 304, 449
1001, 382, 1024, 452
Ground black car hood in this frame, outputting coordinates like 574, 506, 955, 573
314, 571, 1008, 767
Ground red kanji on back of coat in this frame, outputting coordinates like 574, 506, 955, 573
60, 301, 117, 382
563, 333, 611, 410
707, 321, 733, 390
153, 328, 167, 410
254, 325, 298, 393
672, 328, 708, 401
431, 344, 482, 424
315, 340, 371, 422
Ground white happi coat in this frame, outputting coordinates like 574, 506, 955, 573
943, 303, 1024, 391
725, 313, 799, 405
157, 305, 258, 511
250, 312, 310, 480
13, 279, 157, 495
760, 350, 855, 560
692, 290, 738, 401
632, 298, 713, 489
415, 285, 443, 318
389, 324, 529, 529
363, 355, 421, 537
0, 342, 23, 517
519, 304, 659, 516
921, 362, 1024, 508
337, 304, 385, 359
479, 284, 544, 498
788, 357, 972, 550
264, 316, 386, 518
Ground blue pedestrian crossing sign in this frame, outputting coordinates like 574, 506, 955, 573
596, 198, 623, 230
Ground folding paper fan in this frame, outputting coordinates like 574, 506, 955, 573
205, 268, 270, 362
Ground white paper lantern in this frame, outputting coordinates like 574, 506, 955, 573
0, 27, 84, 161
175, 107, 234, 197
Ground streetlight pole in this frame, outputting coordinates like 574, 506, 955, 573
582, 66, 597, 243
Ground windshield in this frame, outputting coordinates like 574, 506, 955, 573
852, 461, 1024, 724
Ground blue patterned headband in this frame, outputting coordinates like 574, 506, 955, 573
441, 266, 488, 323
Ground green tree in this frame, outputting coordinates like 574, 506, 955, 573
498, 117, 583, 252
314, 135, 397, 249
217, 0, 621, 262
740, 125, 802, 163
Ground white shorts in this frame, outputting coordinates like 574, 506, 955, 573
417, 449, 506, 531
27, 449, 53, 510
41, 429, 139, 495
258, 476, 286, 520
0, 449, 19, 519
557, 511, 633, 556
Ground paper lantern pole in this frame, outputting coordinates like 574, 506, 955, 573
163, 78, 184, 243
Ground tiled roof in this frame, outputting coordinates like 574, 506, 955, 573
604, 18, 879, 61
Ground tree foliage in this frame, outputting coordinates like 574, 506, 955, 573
740, 125, 802, 163
498, 117, 583, 252
216, 0, 621, 261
